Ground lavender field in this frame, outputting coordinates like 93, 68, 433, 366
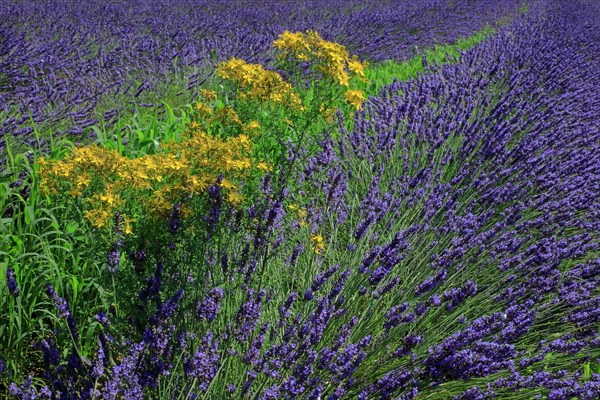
1, 0, 599, 399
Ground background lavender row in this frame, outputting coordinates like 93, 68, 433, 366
0, 0, 521, 153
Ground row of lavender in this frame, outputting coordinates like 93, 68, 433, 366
4, 0, 600, 399
0, 0, 521, 154
288, 0, 600, 396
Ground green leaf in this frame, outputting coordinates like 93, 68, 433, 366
24, 206, 35, 225
65, 221, 79, 235
70, 275, 80, 301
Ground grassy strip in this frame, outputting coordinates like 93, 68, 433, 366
358, 25, 495, 96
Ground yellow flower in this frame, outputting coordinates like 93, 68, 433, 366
335, 68, 350, 87
256, 162, 271, 172
99, 192, 122, 208
238, 134, 251, 146
168, 158, 187, 172
243, 120, 261, 136
199, 89, 217, 101
213, 106, 243, 127
122, 214, 135, 235
348, 55, 368, 78
227, 191, 244, 205
272, 30, 367, 90
246, 120, 260, 130
297, 209, 307, 220
75, 172, 92, 188
68, 186, 83, 197
288, 203, 308, 226
273, 30, 311, 53
220, 178, 237, 190
217, 57, 303, 110
194, 102, 213, 117
84, 209, 111, 228
344, 89, 366, 110
310, 234, 325, 254
180, 204, 193, 218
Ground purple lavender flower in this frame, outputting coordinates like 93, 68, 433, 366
235, 289, 265, 343
107, 243, 121, 273
442, 280, 477, 311
168, 202, 181, 233
139, 261, 163, 303
46, 283, 78, 341
279, 292, 298, 320
103, 342, 145, 399
95, 311, 110, 329
196, 287, 224, 322
6, 267, 20, 297
184, 332, 220, 392
151, 288, 184, 325
39, 338, 60, 367
92, 337, 105, 378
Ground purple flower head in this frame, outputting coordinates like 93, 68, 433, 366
92, 337, 106, 378
46, 283, 78, 340
107, 243, 120, 273
103, 342, 145, 399
196, 287, 225, 322
327, 268, 352, 301
151, 288, 184, 325
6, 267, 20, 297
279, 292, 297, 320
184, 332, 220, 392
310, 264, 341, 293
8, 375, 36, 400
235, 289, 266, 343
304, 288, 314, 301
384, 302, 413, 330
415, 269, 448, 296
373, 277, 400, 298
287, 242, 304, 268
39, 338, 60, 367
95, 311, 110, 329
205, 176, 223, 234
139, 261, 163, 303
169, 202, 181, 233
442, 280, 477, 311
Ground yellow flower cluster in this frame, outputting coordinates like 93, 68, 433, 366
194, 101, 213, 118
199, 89, 217, 102
288, 203, 308, 227
273, 30, 368, 87
319, 103, 337, 123
273, 30, 367, 110
344, 90, 366, 111
217, 58, 304, 111
37, 127, 265, 231
310, 233, 325, 255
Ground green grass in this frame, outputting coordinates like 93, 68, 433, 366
357, 25, 495, 97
